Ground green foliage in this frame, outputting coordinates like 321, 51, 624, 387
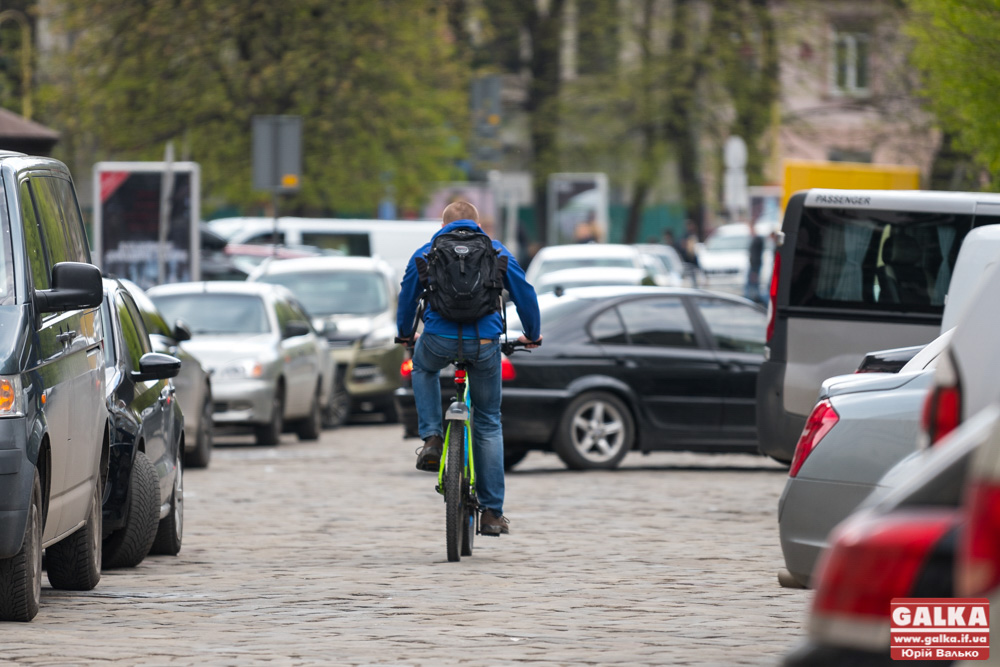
40, 0, 470, 214
905, 0, 1000, 175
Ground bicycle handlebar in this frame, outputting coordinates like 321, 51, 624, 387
500, 339, 541, 356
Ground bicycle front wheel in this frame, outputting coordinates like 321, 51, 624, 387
444, 425, 466, 562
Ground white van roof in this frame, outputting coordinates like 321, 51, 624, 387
803, 189, 1000, 214
941, 225, 1000, 332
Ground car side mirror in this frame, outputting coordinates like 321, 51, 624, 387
284, 321, 311, 339
172, 319, 192, 342
35, 262, 103, 314
133, 352, 182, 381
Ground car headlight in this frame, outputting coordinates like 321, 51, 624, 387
215, 359, 265, 380
362, 325, 396, 350
0, 375, 22, 417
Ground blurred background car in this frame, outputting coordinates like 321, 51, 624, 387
119, 279, 215, 469
535, 266, 654, 295
222, 243, 330, 278
396, 286, 766, 470
523, 243, 650, 288
100, 279, 184, 567
249, 255, 403, 426
694, 221, 775, 295
777, 329, 952, 588
634, 243, 687, 287
147, 282, 328, 446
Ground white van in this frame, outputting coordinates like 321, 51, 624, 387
757, 189, 1000, 462
207, 217, 441, 284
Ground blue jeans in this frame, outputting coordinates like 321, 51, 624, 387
411, 333, 505, 515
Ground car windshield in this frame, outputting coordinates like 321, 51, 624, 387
151, 293, 271, 335
256, 270, 388, 316
506, 295, 590, 333
537, 257, 635, 277
705, 235, 751, 252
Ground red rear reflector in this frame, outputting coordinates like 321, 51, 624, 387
501, 356, 516, 381
921, 385, 961, 445
400, 359, 413, 378
766, 252, 781, 342
789, 399, 838, 477
959, 481, 1000, 596
812, 509, 957, 618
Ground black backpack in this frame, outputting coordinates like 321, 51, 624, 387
415, 228, 508, 324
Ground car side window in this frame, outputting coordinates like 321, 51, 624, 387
287, 300, 313, 330
617, 298, 698, 348
115, 293, 147, 371
19, 181, 49, 291
30, 176, 79, 267
274, 300, 295, 338
33, 176, 89, 263
589, 307, 628, 345
100, 300, 117, 366
695, 298, 766, 354
247, 231, 284, 245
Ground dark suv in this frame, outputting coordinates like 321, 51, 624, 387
0, 153, 108, 621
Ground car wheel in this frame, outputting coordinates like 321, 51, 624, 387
184, 389, 213, 469
554, 391, 634, 470
0, 468, 42, 621
503, 448, 528, 471
47, 475, 102, 590
297, 389, 322, 441
255, 387, 284, 446
150, 456, 183, 556
323, 373, 349, 428
103, 451, 159, 569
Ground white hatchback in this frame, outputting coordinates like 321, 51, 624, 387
524, 243, 648, 288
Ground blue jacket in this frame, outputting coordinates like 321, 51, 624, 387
396, 220, 541, 341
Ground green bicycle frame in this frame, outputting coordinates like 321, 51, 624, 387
438, 380, 475, 492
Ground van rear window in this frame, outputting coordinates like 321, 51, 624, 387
788, 207, 981, 314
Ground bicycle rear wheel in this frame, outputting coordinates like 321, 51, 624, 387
445, 425, 466, 562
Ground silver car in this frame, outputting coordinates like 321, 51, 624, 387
119, 279, 215, 468
777, 329, 952, 588
147, 282, 329, 446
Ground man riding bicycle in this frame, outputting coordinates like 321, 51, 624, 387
396, 201, 541, 536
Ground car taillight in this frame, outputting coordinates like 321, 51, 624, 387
921, 351, 962, 446
400, 359, 413, 378
809, 509, 958, 649
501, 355, 516, 381
789, 399, 838, 478
765, 251, 781, 342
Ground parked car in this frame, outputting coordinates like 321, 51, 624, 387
776, 329, 952, 588
633, 243, 686, 287
523, 243, 649, 288
535, 266, 653, 295
0, 152, 108, 622
758, 191, 1000, 463
99, 279, 184, 568
396, 286, 767, 470
249, 255, 403, 425
119, 278, 214, 468
147, 282, 329, 445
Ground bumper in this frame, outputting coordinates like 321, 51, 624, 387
756, 359, 806, 462
778, 476, 878, 587
0, 417, 33, 558
211, 378, 277, 425
331, 344, 403, 402
394, 385, 569, 443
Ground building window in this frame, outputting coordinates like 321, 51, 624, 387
831, 28, 870, 95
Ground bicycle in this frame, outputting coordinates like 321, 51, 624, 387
398, 334, 536, 562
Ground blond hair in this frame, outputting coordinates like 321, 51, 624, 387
442, 201, 479, 224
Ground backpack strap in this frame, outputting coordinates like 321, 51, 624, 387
414, 254, 430, 290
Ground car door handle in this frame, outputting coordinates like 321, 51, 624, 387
56, 330, 77, 345
616, 358, 638, 369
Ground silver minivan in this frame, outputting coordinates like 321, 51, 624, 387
757, 189, 1000, 462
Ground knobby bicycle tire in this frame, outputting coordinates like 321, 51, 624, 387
445, 424, 466, 562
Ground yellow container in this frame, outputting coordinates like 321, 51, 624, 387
782, 159, 920, 211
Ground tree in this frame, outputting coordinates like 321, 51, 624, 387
38, 1, 470, 215
905, 0, 1000, 179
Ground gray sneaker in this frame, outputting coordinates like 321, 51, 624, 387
480, 509, 510, 536
415, 435, 443, 472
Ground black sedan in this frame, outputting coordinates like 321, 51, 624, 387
100, 279, 184, 568
395, 287, 767, 470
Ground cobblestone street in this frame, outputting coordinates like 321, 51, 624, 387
3, 423, 810, 666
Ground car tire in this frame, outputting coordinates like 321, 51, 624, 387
150, 456, 183, 556
255, 387, 284, 446
503, 448, 528, 471
0, 468, 42, 621
297, 390, 322, 441
554, 391, 634, 470
47, 476, 102, 590
103, 451, 160, 569
184, 389, 213, 469
323, 373, 349, 429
